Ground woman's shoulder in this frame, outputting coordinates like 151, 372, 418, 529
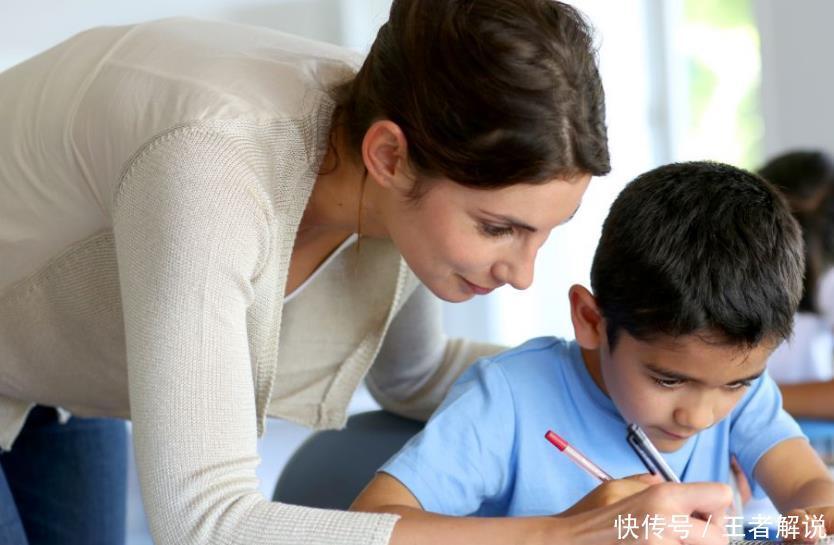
76, 17, 360, 192
112, 118, 322, 256
132, 17, 363, 66
108, 17, 362, 119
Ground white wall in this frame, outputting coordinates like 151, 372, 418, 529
755, 0, 834, 158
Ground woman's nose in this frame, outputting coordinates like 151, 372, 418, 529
493, 246, 536, 290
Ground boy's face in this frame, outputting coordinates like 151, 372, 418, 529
591, 331, 771, 452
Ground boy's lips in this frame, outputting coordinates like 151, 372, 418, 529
658, 427, 692, 440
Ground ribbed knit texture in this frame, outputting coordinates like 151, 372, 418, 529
0, 18, 506, 544
113, 121, 401, 545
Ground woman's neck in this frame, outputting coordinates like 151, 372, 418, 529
302, 126, 387, 241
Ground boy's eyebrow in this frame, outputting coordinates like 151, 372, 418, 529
644, 363, 765, 385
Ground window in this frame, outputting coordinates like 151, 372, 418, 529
666, 0, 763, 169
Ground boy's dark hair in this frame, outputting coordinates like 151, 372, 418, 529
590, 161, 804, 349
758, 150, 834, 314
336, 0, 610, 194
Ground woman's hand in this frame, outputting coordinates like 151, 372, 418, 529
557, 474, 663, 517
555, 481, 733, 545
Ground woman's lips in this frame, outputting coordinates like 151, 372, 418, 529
462, 277, 495, 295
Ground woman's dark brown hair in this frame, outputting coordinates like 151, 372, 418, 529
758, 150, 834, 314
335, 0, 610, 193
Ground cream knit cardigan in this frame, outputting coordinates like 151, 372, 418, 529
0, 18, 501, 545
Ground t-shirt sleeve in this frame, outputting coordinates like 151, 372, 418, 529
379, 358, 517, 515
114, 128, 398, 545
730, 371, 806, 498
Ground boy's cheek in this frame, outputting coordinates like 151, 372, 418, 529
614, 386, 666, 427
621, 380, 663, 414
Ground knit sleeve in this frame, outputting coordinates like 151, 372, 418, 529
113, 128, 399, 545
365, 284, 506, 421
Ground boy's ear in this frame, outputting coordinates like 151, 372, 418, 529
569, 284, 605, 350
362, 120, 413, 195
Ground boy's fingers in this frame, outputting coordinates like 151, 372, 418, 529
620, 472, 664, 485
647, 482, 732, 545
666, 482, 734, 517
784, 508, 827, 544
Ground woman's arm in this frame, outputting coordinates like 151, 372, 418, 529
779, 380, 834, 419
114, 129, 398, 545
352, 473, 733, 545
352, 473, 559, 545
367, 284, 506, 420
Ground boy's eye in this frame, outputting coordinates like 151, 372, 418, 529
725, 381, 752, 391
652, 377, 683, 389
479, 223, 514, 238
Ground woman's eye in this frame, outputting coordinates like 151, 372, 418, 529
652, 377, 683, 389
479, 223, 514, 237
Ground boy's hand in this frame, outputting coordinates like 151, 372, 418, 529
780, 507, 834, 544
557, 473, 663, 517
562, 481, 733, 545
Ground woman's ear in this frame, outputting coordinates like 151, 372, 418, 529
569, 284, 605, 350
361, 120, 413, 194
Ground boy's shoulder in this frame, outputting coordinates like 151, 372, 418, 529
489, 336, 575, 364
448, 335, 582, 420
463, 336, 578, 387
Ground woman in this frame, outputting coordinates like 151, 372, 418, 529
760, 151, 834, 419
0, 1, 732, 544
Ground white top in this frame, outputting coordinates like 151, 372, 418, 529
0, 18, 502, 545
818, 267, 834, 329
767, 312, 834, 383
284, 233, 358, 304
767, 267, 834, 384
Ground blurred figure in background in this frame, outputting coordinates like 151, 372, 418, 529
760, 150, 834, 421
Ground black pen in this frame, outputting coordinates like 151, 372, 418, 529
626, 423, 681, 483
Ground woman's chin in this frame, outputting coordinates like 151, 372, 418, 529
422, 280, 475, 303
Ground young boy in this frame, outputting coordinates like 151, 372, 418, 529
352, 162, 834, 532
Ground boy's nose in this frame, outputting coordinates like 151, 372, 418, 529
673, 404, 715, 432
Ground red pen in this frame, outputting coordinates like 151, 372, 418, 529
545, 429, 613, 482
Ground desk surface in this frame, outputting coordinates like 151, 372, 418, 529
732, 539, 834, 544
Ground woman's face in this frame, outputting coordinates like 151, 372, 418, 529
381, 174, 591, 302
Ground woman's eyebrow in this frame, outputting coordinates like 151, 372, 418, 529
478, 201, 582, 232
478, 210, 537, 232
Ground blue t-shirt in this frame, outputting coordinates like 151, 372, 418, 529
381, 337, 805, 516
